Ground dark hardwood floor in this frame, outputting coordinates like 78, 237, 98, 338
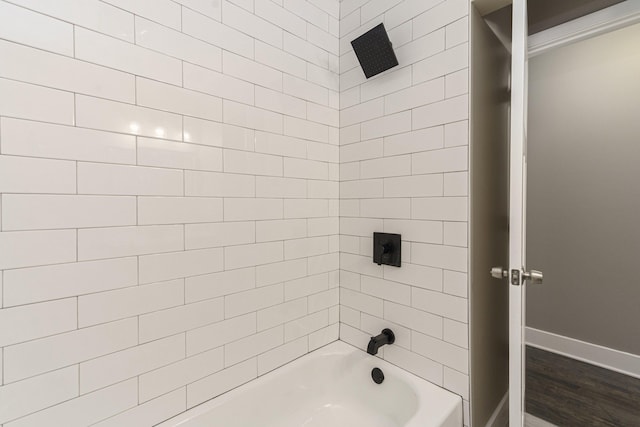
525, 346, 640, 426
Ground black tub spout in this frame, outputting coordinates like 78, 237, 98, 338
367, 329, 395, 355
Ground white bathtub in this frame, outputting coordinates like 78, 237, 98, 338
158, 341, 462, 427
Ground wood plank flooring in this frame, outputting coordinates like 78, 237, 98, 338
525, 346, 640, 426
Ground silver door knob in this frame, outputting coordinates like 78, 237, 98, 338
490, 267, 508, 279
522, 270, 543, 285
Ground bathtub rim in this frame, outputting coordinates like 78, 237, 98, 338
156, 340, 463, 427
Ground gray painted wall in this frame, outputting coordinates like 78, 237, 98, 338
526, 22, 640, 355
470, 6, 510, 426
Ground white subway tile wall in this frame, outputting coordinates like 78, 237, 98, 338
0, 0, 340, 425
0, 0, 473, 425
338, 0, 470, 425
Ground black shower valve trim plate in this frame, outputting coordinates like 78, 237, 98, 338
373, 232, 401, 267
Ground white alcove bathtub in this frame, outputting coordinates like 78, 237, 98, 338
158, 341, 463, 427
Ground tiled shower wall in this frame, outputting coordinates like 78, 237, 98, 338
0, 0, 340, 425
337, 0, 470, 424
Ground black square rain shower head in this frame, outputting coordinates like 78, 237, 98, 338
351, 23, 399, 79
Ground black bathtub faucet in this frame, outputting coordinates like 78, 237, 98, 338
367, 329, 395, 355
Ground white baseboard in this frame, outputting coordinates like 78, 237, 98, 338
525, 327, 640, 379
484, 392, 508, 427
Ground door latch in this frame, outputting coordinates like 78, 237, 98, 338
509, 269, 544, 286
511, 269, 521, 286
491, 267, 543, 286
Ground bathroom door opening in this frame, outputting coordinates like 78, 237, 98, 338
523, 15, 640, 427
509, 2, 640, 426
470, 1, 640, 425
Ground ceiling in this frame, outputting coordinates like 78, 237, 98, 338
527, 0, 626, 34
481, 0, 626, 49
483, 0, 626, 34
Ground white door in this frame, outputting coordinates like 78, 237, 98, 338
490, 1, 533, 423
490, 3, 531, 424
509, 0, 538, 425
